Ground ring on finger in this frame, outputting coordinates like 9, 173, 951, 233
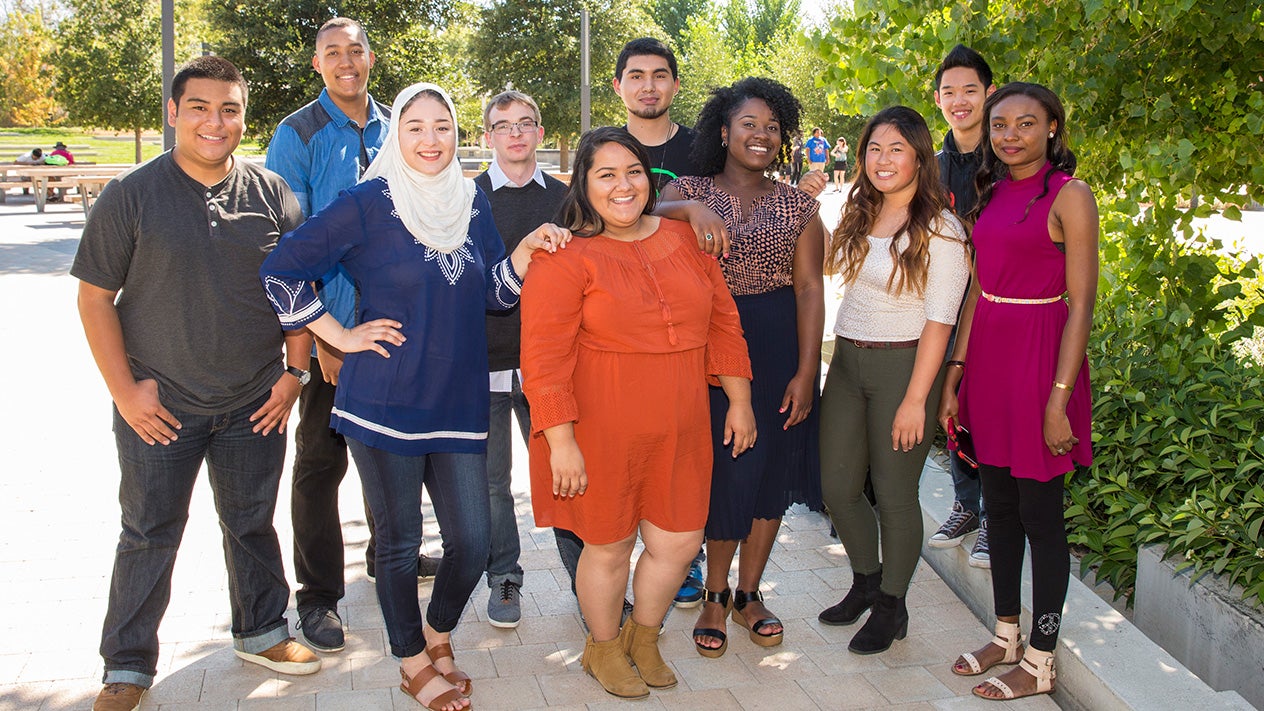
704, 233, 714, 241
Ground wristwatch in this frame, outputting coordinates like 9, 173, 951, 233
285, 365, 312, 385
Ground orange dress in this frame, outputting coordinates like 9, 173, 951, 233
521, 219, 752, 545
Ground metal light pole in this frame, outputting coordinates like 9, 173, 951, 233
161, 0, 174, 150
580, 7, 590, 133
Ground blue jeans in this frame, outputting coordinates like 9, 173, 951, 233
100, 393, 291, 688
486, 376, 528, 587
348, 441, 489, 658
949, 452, 985, 519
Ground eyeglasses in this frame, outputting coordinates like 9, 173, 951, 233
487, 120, 539, 135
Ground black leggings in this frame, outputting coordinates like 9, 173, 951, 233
978, 464, 1069, 652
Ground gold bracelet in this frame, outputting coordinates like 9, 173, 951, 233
1053, 381, 1073, 392
947, 360, 966, 369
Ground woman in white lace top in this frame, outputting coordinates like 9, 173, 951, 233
816, 106, 970, 656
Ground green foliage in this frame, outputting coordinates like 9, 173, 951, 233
815, 0, 1264, 607
203, 0, 451, 146
55, 0, 164, 157
469, 0, 658, 141
0, 7, 61, 126
376, 2, 482, 141
674, 0, 863, 141
645, 0, 710, 45
1070, 195, 1264, 605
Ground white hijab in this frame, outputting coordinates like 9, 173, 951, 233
361, 82, 475, 254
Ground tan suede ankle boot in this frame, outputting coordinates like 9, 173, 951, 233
582, 634, 649, 699
619, 619, 677, 689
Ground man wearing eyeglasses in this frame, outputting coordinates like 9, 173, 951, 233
474, 90, 568, 629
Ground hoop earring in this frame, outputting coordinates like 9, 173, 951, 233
722, 140, 727, 147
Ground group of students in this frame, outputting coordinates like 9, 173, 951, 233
71, 18, 1096, 711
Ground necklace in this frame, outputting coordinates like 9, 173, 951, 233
648, 122, 680, 189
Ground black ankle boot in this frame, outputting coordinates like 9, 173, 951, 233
818, 568, 881, 626
848, 590, 907, 655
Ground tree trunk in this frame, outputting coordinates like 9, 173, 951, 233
559, 134, 569, 173
134, 127, 143, 164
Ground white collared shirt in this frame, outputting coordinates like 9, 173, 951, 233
488, 159, 547, 191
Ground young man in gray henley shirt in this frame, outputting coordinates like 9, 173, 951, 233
72, 56, 318, 711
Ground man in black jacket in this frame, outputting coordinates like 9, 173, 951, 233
933, 44, 996, 217
928, 44, 996, 567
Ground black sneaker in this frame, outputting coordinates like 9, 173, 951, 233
296, 607, 345, 652
969, 519, 991, 569
927, 501, 979, 549
417, 553, 440, 579
366, 553, 441, 581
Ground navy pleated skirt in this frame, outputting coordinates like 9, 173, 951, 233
706, 287, 823, 540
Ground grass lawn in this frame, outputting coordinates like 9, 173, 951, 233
0, 126, 264, 164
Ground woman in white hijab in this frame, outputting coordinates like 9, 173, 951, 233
262, 83, 569, 711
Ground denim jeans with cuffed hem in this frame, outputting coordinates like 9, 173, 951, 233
100, 393, 291, 687
348, 440, 490, 658
486, 379, 528, 588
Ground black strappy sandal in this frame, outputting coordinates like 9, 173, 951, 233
732, 588, 783, 647
692, 588, 732, 658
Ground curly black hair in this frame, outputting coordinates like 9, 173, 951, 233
690, 77, 802, 177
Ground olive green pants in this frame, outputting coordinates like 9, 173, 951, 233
819, 340, 944, 597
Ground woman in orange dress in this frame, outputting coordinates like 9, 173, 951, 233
521, 127, 755, 700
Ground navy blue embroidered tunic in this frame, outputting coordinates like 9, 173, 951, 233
260, 177, 523, 455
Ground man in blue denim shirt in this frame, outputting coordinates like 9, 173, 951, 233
265, 16, 417, 655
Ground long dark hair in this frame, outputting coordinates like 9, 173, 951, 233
970, 82, 1076, 224
825, 106, 953, 297
557, 127, 658, 237
691, 76, 802, 176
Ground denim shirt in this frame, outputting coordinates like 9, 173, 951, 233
266, 89, 390, 331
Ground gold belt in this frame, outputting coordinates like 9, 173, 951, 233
981, 290, 1063, 305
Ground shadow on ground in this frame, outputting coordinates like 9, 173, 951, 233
0, 238, 80, 275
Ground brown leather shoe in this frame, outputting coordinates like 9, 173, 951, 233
234, 638, 322, 675
93, 682, 144, 711
620, 619, 677, 688
581, 634, 649, 699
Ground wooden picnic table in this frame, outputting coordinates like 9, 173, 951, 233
9, 164, 132, 213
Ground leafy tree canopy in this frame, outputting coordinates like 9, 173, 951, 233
813, 0, 1264, 210
469, 0, 663, 142
204, 0, 452, 146
56, 0, 165, 160
0, 6, 60, 126
645, 0, 709, 45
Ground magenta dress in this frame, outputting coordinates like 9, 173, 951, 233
959, 162, 1092, 481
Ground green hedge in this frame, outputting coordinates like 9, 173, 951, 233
1068, 195, 1264, 607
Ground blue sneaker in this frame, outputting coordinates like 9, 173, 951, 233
674, 560, 705, 608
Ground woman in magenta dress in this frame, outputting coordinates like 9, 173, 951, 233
938, 82, 1099, 701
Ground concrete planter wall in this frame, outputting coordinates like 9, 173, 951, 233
1135, 544, 1264, 709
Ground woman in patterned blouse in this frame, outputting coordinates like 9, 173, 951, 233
659, 77, 826, 657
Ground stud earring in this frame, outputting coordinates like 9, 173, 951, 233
1048, 131, 1054, 139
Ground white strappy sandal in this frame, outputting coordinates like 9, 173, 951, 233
953, 619, 1024, 676
974, 647, 1056, 701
